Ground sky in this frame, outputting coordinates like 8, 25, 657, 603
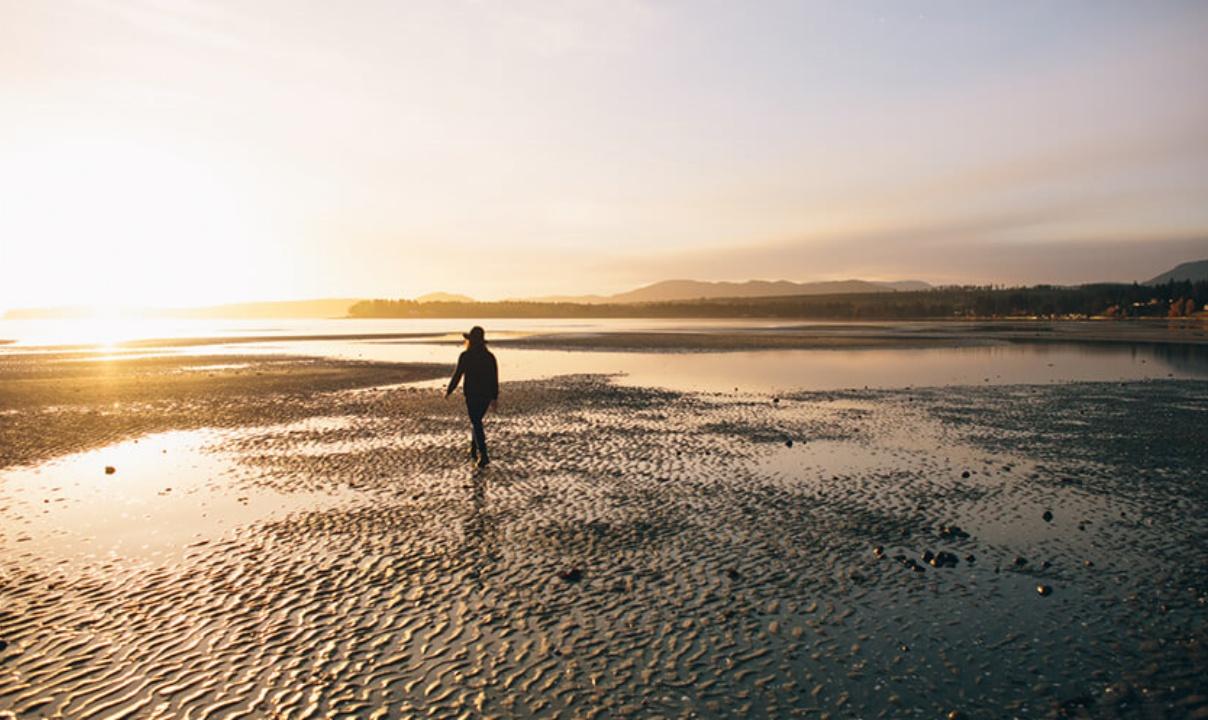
2, 0, 1208, 311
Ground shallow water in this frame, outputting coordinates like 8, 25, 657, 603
208, 338, 1208, 393
6, 316, 1208, 394
0, 316, 789, 348
0, 427, 355, 565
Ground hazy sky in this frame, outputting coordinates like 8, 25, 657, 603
3, 0, 1208, 310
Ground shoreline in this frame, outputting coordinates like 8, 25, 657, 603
0, 317, 1206, 356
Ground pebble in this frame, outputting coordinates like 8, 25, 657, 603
1054, 694, 1095, 716
557, 568, 583, 583
930, 551, 960, 568
938, 525, 970, 540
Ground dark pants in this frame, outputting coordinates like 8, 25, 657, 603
466, 395, 491, 461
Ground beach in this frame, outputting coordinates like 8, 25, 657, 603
11, 0, 1208, 714
1, 325, 1207, 718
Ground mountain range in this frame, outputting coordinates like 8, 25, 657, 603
1147, 260, 1208, 284
5, 259, 1204, 319
415, 292, 475, 303
516, 279, 932, 304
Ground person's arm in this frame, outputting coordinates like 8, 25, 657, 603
445, 354, 465, 397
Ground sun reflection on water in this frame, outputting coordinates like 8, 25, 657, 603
0, 429, 339, 564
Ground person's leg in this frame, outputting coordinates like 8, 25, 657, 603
462, 397, 477, 461
467, 397, 490, 465
462, 399, 478, 460
465, 401, 479, 461
468, 396, 492, 463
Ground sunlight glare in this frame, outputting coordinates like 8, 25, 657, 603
1, 135, 276, 310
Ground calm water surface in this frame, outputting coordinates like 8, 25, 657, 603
3, 317, 1206, 393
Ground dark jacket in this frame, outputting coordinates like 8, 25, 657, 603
447, 345, 498, 401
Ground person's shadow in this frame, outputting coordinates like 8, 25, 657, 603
463, 475, 496, 582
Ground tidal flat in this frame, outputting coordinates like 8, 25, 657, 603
1, 348, 1205, 719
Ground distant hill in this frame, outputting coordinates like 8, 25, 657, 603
519, 278, 932, 304
415, 292, 475, 303
878, 280, 932, 292
1147, 259, 1208, 284
519, 293, 611, 304
350, 282, 1208, 320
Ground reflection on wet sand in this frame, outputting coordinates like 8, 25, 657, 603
462, 475, 497, 584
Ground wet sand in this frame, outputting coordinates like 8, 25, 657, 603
0, 353, 447, 468
1, 351, 1206, 718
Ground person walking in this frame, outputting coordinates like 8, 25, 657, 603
445, 325, 498, 468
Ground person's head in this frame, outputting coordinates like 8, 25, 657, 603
463, 325, 486, 349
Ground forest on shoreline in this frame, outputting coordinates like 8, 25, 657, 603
349, 282, 1208, 321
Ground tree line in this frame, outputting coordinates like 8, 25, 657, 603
348, 281, 1208, 320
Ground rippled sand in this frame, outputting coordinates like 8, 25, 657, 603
1, 353, 1206, 718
